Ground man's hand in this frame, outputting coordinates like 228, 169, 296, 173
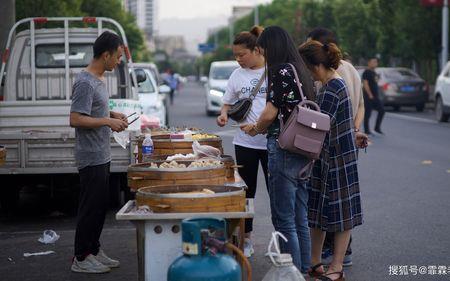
240, 123, 257, 136
217, 114, 228, 127
108, 118, 128, 132
110, 111, 127, 122
355, 131, 369, 149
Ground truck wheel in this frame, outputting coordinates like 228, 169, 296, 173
0, 184, 21, 215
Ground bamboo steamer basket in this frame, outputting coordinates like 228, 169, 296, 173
0, 146, 5, 166
127, 160, 227, 191
137, 154, 235, 181
136, 136, 223, 162
136, 185, 246, 213
220, 155, 235, 181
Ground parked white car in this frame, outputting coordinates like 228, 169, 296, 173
132, 67, 169, 126
132, 62, 162, 85
205, 60, 239, 116
434, 62, 450, 122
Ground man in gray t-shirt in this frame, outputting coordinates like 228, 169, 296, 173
71, 71, 112, 170
69, 31, 128, 274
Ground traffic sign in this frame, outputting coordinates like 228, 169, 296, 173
198, 43, 216, 53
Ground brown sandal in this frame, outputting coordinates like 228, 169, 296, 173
308, 263, 325, 277
317, 270, 345, 281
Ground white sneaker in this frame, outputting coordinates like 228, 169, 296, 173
243, 238, 254, 258
71, 254, 111, 273
94, 249, 120, 268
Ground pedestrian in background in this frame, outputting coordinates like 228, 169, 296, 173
299, 40, 363, 281
70, 31, 127, 274
162, 68, 178, 105
241, 25, 315, 273
216, 25, 268, 258
306, 27, 365, 268
363, 57, 385, 134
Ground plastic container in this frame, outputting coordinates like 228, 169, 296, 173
142, 133, 154, 163
261, 232, 306, 281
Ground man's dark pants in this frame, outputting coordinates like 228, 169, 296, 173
364, 96, 385, 133
74, 162, 110, 261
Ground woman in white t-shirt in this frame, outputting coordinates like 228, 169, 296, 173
216, 26, 267, 258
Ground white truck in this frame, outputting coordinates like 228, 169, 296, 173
0, 17, 140, 211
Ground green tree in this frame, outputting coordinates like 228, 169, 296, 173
200, 0, 444, 81
16, 0, 82, 20
79, 0, 150, 61
15, 0, 150, 61
331, 0, 379, 60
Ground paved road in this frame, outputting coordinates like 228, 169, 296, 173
1, 82, 449, 281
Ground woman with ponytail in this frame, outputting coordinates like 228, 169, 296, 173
299, 40, 363, 281
216, 26, 268, 258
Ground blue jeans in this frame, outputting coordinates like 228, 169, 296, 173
267, 136, 311, 273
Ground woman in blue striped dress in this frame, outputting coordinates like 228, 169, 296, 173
299, 40, 363, 281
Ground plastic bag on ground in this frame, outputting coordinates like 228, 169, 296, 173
192, 140, 221, 159
38, 230, 60, 244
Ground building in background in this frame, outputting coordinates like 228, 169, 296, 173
229, 6, 254, 24
123, 0, 158, 50
154, 35, 186, 57
226, 6, 254, 45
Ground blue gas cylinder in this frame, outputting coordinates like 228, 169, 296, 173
167, 217, 242, 281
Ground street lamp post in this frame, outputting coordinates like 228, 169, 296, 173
442, 0, 448, 70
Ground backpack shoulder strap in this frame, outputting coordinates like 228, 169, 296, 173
287, 63, 307, 101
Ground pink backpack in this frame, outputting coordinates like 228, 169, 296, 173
277, 63, 330, 178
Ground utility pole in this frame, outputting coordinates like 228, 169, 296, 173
214, 31, 218, 49
229, 21, 234, 46
294, 8, 302, 44
254, 5, 259, 26
0, 0, 15, 53
442, 0, 448, 71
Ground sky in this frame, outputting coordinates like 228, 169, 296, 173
155, 0, 272, 55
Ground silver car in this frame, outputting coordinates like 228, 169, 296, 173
205, 61, 239, 116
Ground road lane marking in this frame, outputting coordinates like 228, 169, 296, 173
387, 113, 436, 124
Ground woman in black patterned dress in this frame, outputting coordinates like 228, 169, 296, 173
241, 26, 316, 273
